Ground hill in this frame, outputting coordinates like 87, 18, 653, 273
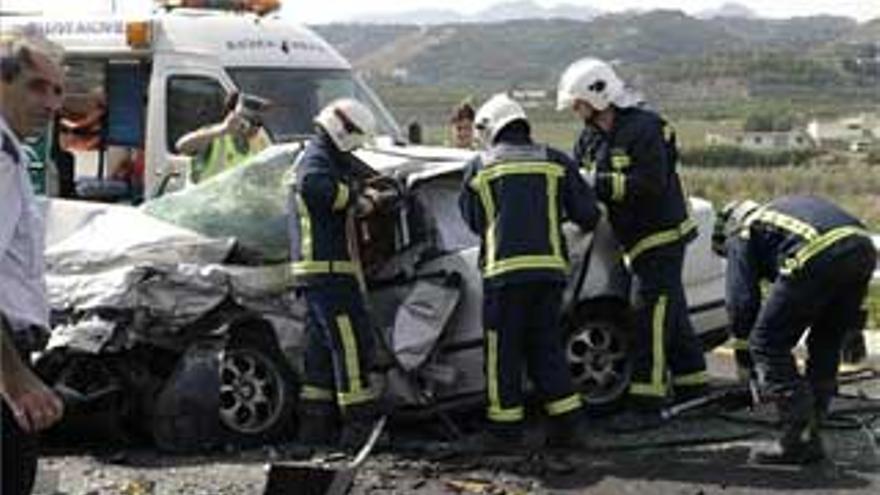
350, 0, 601, 25
313, 10, 880, 124
313, 11, 865, 90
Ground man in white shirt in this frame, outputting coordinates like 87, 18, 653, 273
0, 28, 65, 495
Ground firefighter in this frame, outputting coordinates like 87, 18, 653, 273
288, 98, 392, 450
712, 196, 876, 464
556, 58, 708, 415
459, 93, 600, 450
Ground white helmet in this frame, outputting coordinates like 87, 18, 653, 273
473, 93, 527, 145
556, 57, 625, 112
314, 98, 376, 152
712, 199, 762, 257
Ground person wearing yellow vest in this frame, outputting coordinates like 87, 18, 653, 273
175, 91, 271, 184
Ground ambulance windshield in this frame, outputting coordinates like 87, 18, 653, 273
227, 68, 402, 143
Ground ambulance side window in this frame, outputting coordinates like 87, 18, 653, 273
166, 76, 226, 152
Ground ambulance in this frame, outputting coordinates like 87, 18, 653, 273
4, 0, 402, 201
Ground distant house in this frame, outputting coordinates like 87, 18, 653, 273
806, 114, 879, 151
390, 67, 410, 84
705, 130, 814, 151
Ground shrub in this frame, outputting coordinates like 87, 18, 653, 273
680, 146, 816, 168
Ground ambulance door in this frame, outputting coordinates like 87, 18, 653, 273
145, 54, 234, 197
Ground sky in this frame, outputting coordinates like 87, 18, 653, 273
2, 0, 878, 23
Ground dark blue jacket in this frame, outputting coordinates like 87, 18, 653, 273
724, 195, 871, 338
289, 132, 360, 286
573, 107, 695, 263
459, 128, 600, 288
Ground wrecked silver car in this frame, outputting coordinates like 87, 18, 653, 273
37, 143, 729, 450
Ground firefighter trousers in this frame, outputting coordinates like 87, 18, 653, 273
629, 243, 708, 401
299, 282, 376, 414
482, 282, 583, 434
750, 240, 876, 402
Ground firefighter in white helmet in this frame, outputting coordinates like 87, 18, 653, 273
459, 93, 600, 451
557, 58, 708, 422
288, 98, 392, 450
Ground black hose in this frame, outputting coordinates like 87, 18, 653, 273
587, 431, 763, 452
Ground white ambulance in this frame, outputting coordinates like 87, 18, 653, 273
5, 0, 402, 201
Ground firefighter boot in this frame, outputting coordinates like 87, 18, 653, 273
607, 395, 665, 432
297, 401, 339, 448
734, 349, 755, 383
751, 387, 826, 465
840, 328, 867, 364
339, 402, 388, 452
457, 427, 525, 455
544, 410, 592, 450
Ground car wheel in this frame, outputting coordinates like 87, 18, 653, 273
219, 339, 298, 443
565, 318, 632, 408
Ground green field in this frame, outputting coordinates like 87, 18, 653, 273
681, 164, 880, 230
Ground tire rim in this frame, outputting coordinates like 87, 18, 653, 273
219, 348, 287, 435
566, 322, 631, 405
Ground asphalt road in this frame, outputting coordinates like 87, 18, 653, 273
32, 342, 880, 495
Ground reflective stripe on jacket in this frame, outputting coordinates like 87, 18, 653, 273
573, 107, 696, 263
288, 133, 360, 286
460, 132, 599, 287
724, 195, 871, 337
739, 195, 870, 278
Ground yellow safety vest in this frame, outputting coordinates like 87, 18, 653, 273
191, 132, 269, 183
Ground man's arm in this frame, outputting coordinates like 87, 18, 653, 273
725, 238, 762, 342
299, 165, 352, 216
458, 158, 486, 235
595, 118, 668, 204
175, 122, 227, 156
0, 150, 64, 433
175, 117, 232, 156
0, 154, 24, 253
571, 128, 595, 170
550, 148, 600, 232
1, 315, 63, 433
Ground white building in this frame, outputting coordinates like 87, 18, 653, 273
705, 130, 814, 151
806, 114, 879, 151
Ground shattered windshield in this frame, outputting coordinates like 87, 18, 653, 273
227, 68, 401, 143
142, 145, 299, 264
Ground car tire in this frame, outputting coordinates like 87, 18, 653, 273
564, 307, 633, 412
219, 333, 299, 445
